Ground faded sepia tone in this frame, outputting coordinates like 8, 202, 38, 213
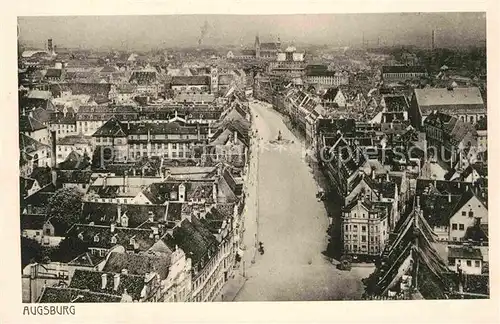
17, 12, 489, 306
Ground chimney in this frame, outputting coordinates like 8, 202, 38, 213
234, 130, 238, 144
212, 182, 218, 202
117, 204, 122, 222
110, 222, 116, 233
416, 196, 420, 209
101, 273, 108, 289
386, 170, 390, 182
113, 273, 120, 291
50, 130, 57, 166
148, 211, 154, 223
448, 193, 452, 203
121, 269, 128, 275
103, 176, 108, 189
178, 183, 186, 202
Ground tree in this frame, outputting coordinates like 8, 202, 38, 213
47, 188, 84, 230
50, 236, 89, 263
21, 236, 42, 269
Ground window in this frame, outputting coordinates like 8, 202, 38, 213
459, 224, 465, 231
466, 260, 472, 267
36, 231, 41, 236
362, 226, 366, 232
361, 236, 366, 243
462, 211, 466, 216
345, 225, 348, 232
468, 211, 474, 217
452, 223, 458, 230
452, 237, 457, 241
353, 225, 358, 231
361, 245, 366, 250
353, 245, 358, 251
475, 260, 480, 267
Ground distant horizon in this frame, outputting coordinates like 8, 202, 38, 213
18, 13, 486, 51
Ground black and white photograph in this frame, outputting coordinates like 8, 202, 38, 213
3, 1, 499, 321
15, 11, 491, 305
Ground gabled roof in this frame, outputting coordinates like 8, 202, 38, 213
170, 75, 210, 86
414, 87, 484, 110
162, 216, 219, 270
38, 286, 121, 303
420, 193, 463, 227
58, 151, 91, 170
69, 269, 144, 301
81, 202, 168, 227
19, 115, 47, 132
93, 117, 127, 137
67, 224, 157, 251
68, 252, 105, 267
103, 251, 171, 280
383, 95, 409, 112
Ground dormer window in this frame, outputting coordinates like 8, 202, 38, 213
130, 237, 135, 245
111, 235, 117, 244
94, 234, 100, 242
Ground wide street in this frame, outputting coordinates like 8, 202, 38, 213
234, 100, 374, 301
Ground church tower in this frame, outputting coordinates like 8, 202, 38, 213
255, 35, 261, 59
210, 66, 219, 95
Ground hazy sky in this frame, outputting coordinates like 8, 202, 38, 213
18, 13, 486, 50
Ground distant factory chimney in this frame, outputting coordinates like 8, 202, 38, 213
47, 39, 53, 53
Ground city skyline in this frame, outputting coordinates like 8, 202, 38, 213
18, 12, 486, 51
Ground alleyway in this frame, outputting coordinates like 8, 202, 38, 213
230, 101, 373, 301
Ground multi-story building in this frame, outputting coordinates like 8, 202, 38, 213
255, 35, 281, 60
381, 65, 427, 82
341, 198, 390, 257
170, 76, 211, 94
92, 117, 210, 164
409, 87, 486, 128
76, 105, 139, 136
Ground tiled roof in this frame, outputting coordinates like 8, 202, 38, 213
414, 87, 484, 111
171, 76, 210, 86
382, 65, 426, 74
68, 252, 105, 267
383, 95, 409, 112
420, 193, 463, 227
68, 224, 157, 251
93, 117, 127, 137
19, 115, 47, 132
260, 42, 280, 50
448, 246, 482, 260
57, 170, 92, 185
129, 71, 157, 84
58, 152, 91, 170
45, 68, 62, 78
103, 251, 171, 280
27, 90, 52, 100
49, 83, 112, 99
415, 179, 471, 196
69, 269, 145, 301
38, 286, 121, 303
81, 202, 167, 227
162, 216, 218, 270
20, 214, 46, 230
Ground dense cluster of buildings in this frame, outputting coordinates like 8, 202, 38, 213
252, 43, 488, 299
19, 39, 254, 303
